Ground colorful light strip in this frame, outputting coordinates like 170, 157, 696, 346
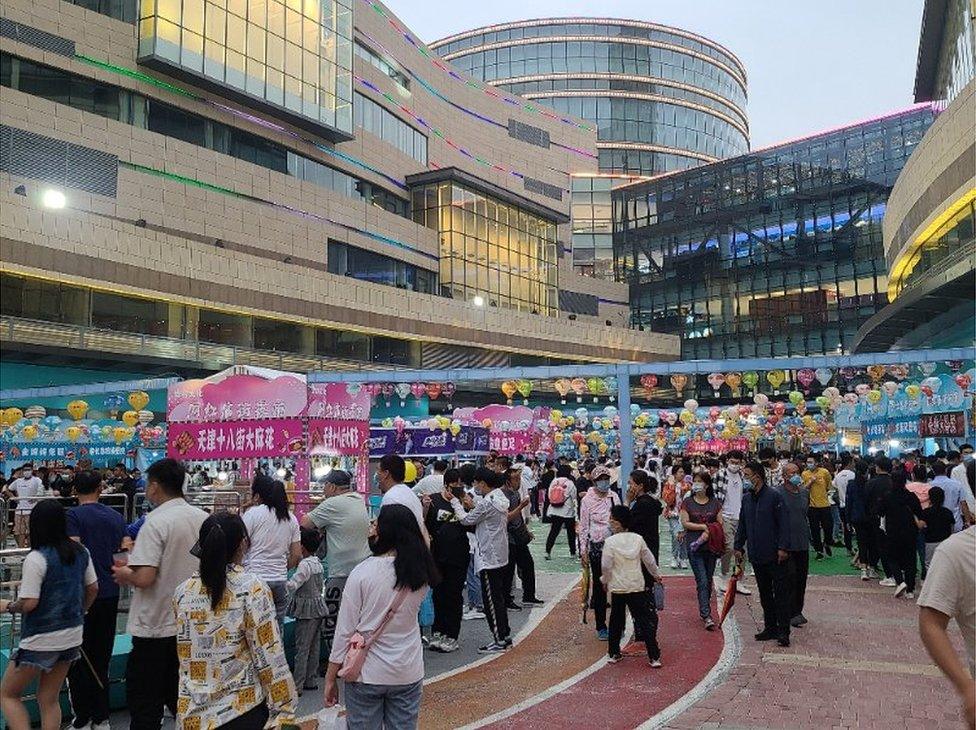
121, 162, 435, 259
357, 0, 595, 133
77, 54, 408, 192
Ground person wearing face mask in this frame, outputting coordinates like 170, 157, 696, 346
6, 464, 44, 548
734, 461, 791, 647
662, 466, 690, 570
679, 473, 723, 630
802, 455, 834, 560
714, 451, 751, 596
780, 463, 811, 627
579, 465, 620, 641
111, 458, 207, 729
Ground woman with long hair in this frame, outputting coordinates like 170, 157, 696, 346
679, 472, 723, 630
662, 465, 690, 569
174, 512, 297, 729
243, 475, 301, 620
880, 471, 924, 598
1, 500, 98, 730
325, 504, 438, 729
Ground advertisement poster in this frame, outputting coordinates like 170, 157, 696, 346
167, 419, 305, 460
167, 373, 308, 422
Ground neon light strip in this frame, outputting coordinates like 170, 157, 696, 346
357, 0, 595, 132
77, 54, 408, 191
121, 162, 436, 259
613, 103, 939, 191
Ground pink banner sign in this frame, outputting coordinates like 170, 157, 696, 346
685, 438, 750, 455
307, 383, 371, 421
167, 418, 305, 460
167, 373, 308, 422
489, 429, 553, 456
307, 419, 369, 456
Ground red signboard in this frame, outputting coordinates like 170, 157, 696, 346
918, 412, 966, 438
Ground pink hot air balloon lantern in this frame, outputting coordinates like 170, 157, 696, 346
426, 383, 442, 400
640, 374, 658, 397
796, 368, 816, 394
954, 373, 972, 392
410, 382, 426, 401
442, 382, 457, 406
381, 383, 395, 406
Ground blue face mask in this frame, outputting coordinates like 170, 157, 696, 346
789, 474, 803, 486
742, 478, 754, 492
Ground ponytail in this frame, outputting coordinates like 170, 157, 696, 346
197, 512, 248, 610
252, 475, 290, 522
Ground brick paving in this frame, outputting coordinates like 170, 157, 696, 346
663, 574, 967, 730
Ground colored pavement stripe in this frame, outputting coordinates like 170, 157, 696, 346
418, 581, 608, 729
480, 578, 724, 730
762, 653, 943, 677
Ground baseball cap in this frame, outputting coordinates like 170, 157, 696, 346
591, 465, 611, 481
320, 469, 351, 487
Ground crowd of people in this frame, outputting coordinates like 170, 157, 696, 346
0, 443, 973, 729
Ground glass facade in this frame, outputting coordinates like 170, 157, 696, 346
353, 92, 427, 163
431, 20, 749, 175
889, 197, 975, 298
411, 182, 559, 314
570, 176, 614, 278
137, 0, 353, 136
934, 0, 975, 103
613, 107, 936, 358
1, 54, 409, 218
327, 240, 438, 293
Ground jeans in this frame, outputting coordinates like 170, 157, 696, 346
479, 567, 510, 642
343, 680, 422, 730
687, 548, 717, 620
432, 562, 466, 640
465, 559, 483, 610
667, 516, 687, 563
830, 505, 842, 543
503, 541, 537, 601
807, 507, 833, 555
68, 596, 118, 725
753, 560, 791, 639
126, 635, 179, 730
292, 617, 321, 690
545, 516, 577, 556
608, 591, 660, 661
786, 550, 809, 618
267, 580, 289, 621
587, 543, 608, 631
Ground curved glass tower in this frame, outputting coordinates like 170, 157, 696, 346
430, 18, 750, 176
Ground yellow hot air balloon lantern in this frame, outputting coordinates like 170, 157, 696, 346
22, 424, 38, 441
122, 410, 140, 427
113, 426, 129, 445
3, 408, 22, 426
766, 370, 786, 394
500, 381, 517, 405
67, 400, 89, 421
66, 426, 82, 442
127, 391, 150, 412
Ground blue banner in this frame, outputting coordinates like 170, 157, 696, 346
2, 442, 130, 464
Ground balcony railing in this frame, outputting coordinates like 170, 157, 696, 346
0, 316, 407, 373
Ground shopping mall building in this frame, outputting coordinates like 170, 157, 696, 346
430, 18, 750, 278
0, 0, 680, 390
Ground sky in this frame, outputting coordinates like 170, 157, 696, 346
392, 0, 926, 149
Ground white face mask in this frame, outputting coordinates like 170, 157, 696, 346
727, 463, 740, 474
806, 462, 816, 470
22, 470, 32, 479
692, 483, 706, 495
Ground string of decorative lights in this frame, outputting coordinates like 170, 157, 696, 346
355, 28, 598, 161
356, 0, 596, 134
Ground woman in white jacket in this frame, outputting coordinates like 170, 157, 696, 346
544, 466, 578, 559
601, 504, 663, 667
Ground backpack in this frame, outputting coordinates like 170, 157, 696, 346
548, 479, 568, 507
662, 480, 676, 509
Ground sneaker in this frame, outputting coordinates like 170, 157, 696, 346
879, 577, 897, 587
439, 638, 459, 653
905, 591, 915, 599
462, 608, 485, 620
867, 568, 879, 579
428, 636, 446, 652
478, 641, 508, 654
894, 582, 908, 597
649, 658, 663, 668
596, 628, 609, 641
92, 722, 111, 730
607, 653, 623, 664
670, 560, 679, 569
506, 601, 522, 611
790, 614, 807, 627
776, 635, 791, 647
421, 635, 430, 647
704, 617, 716, 631
735, 583, 752, 596
814, 553, 824, 561
523, 597, 545, 605
500, 636, 513, 649
860, 568, 869, 581
754, 630, 777, 641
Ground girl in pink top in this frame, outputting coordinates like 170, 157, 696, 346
906, 464, 932, 510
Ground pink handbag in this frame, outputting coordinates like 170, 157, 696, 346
337, 588, 409, 683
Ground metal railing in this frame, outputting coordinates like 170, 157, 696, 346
0, 315, 406, 373
1, 494, 131, 549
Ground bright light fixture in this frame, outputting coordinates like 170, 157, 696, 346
41, 189, 66, 209
276, 467, 287, 478
472, 295, 485, 307
887, 439, 901, 449
216, 471, 228, 482
313, 465, 332, 479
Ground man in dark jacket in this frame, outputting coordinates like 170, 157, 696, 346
735, 460, 792, 646
865, 456, 896, 583
628, 472, 662, 563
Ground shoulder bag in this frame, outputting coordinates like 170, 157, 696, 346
337, 588, 409, 682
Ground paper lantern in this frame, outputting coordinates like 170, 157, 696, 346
683, 399, 699, 412
122, 410, 140, 427
138, 410, 154, 425
394, 383, 411, 404
442, 383, 456, 404
887, 364, 909, 381
881, 381, 899, 398
410, 382, 426, 400
25, 405, 46, 422
766, 370, 786, 394
570, 378, 587, 402
639, 374, 658, 396
814, 368, 833, 386
669, 374, 688, 395
22, 424, 38, 441
127, 391, 150, 412
66, 425, 82, 442
3, 407, 23, 426
500, 380, 517, 405
706, 373, 725, 394
67, 400, 89, 421
516, 379, 533, 404
795, 368, 816, 393
866, 390, 882, 405
788, 391, 804, 406
741, 371, 759, 393
955, 373, 972, 392
905, 384, 921, 400
725, 372, 742, 393
866, 365, 886, 383
426, 383, 442, 400
553, 378, 572, 403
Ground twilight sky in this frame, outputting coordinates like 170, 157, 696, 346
392, 0, 925, 148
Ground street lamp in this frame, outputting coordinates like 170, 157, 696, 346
41, 189, 66, 209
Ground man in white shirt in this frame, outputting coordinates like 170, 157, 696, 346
832, 454, 856, 554
5, 464, 44, 548
112, 458, 207, 729
413, 460, 448, 496
377, 453, 427, 538
715, 450, 750, 595
931, 461, 975, 532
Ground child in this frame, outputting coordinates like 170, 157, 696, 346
287, 527, 327, 695
601, 505, 663, 667
0, 500, 98, 730
919, 486, 954, 569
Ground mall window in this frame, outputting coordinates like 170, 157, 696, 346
0, 275, 90, 326
198, 308, 252, 347
372, 336, 420, 366
411, 180, 559, 315
316, 329, 370, 361
91, 291, 174, 337
353, 92, 427, 164
327, 240, 437, 294
1, 53, 410, 218
253, 317, 311, 352
65, 0, 137, 23
354, 40, 410, 89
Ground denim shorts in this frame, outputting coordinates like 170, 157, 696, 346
12, 646, 80, 672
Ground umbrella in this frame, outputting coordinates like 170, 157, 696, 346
718, 573, 738, 627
